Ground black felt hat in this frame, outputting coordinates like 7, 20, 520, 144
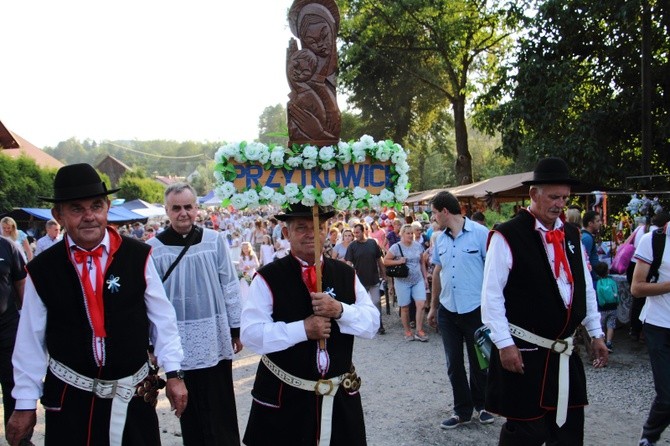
40, 163, 120, 203
522, 157, 580, 186
275, 203, 336, 221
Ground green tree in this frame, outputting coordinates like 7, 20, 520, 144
340, 109, 368, 142
44, 137, 92, 165
0, 154, 55, 212
338, 0, 522, 184
189, 161, 217, 196
258, 104, 288, 146
475, 0, 670, 188
117, 170, 165, 203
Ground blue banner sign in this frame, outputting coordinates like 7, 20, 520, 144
232, 162, 392, 194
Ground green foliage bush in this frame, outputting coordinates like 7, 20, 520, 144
0, 154, 56, 212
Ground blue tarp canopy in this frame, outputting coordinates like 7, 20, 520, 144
4, 207, 148, 224
198, 190, 215, 204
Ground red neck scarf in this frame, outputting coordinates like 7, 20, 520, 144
74, 246, 107, 338
302, 265, 317, 293
545, 229, 573, 284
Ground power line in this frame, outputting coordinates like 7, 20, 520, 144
104, 141, 209, 160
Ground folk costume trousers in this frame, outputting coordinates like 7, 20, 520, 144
498, 407, 584, 446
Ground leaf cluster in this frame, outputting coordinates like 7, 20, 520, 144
475, 0, 670, 188
0, 154, 56, 212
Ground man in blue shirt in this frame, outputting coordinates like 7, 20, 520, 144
427, 191, 492, 430
581, 210, 602, 284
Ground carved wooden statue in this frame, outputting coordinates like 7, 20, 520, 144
287, 0, 342, 147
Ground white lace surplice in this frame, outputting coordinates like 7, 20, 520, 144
148, 229, 242, 370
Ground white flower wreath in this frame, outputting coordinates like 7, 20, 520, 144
213, 135, 410, 211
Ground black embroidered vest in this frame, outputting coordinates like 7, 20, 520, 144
27, 236, 151, 379
257, 255, 356, 379
495, 210, 587, 341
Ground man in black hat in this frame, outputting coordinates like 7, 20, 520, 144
240, 203, 379, 446
6, 163, 187, 446
481, 157, 609, 445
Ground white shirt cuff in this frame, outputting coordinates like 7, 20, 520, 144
15, 399, 37, 410
289, 320, 309, 343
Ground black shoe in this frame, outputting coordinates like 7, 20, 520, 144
378, 327, 386, 335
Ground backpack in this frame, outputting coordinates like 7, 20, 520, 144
646, 228, 667, 283
596, 277, 619, 307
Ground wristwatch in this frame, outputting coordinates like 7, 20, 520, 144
591, 334, 606, 340
166, 369, 185, 380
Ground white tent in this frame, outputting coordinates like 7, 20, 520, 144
121, 199, 166, 218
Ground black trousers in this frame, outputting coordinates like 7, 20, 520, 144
44, 387, 160, 446
641, 323, 670, 442
498, 408, 584, 446
0, 309, 19, 428
180, 359, 240, 446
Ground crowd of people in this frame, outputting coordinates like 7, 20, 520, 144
1, 157, 669, 446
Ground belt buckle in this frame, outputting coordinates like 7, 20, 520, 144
314, 379, 334, 396
92, 378, 117, 398
550, 339, 569, 354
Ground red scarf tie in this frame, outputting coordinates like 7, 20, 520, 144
545, 229, 573, 284
74, 246, 107, 338
302, 265, 317, 293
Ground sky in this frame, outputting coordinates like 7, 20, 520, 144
1, 0, 323, 148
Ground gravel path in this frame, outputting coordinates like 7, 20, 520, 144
3, 307, 667, 445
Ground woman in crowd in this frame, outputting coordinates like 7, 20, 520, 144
384, 224, 429, 341
258, 234, 275, 266
237, 241, 260, 299
273, 233, 290, 259
250, 219, 266, 255
324, 226, 340, 259
1, 216, 32, 262
565, 205, 582, 228
333, 228, 354, 261
369, 219, 388, 251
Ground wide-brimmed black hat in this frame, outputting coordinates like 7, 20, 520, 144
275, 203, 336, 221
522, 157, 580, 186
40, 163, 120, 203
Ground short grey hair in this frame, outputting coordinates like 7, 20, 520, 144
164, 182, 197, 203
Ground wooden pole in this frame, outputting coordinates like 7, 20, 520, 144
313, 205, 326, 349
313, 204, 323, 293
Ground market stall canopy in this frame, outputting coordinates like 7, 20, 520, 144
406, 171, 612, 204
1, 207, 148, 224
450, 171, 534, 201
199, 190, 222, 206
120, 199, 166, 218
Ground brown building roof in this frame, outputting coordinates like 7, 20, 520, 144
96, 155, 132, 187
0, 120, 64, 169
155, 175, 186, 186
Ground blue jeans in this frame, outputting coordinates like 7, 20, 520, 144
437, 305, 487, 419
641, 322, 670, 442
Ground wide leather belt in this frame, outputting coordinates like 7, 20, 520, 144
261, 355, 361, 445
508, 324, 574, 427
49, 358, 149, 446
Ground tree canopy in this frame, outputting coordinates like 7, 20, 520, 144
0, 154, 56, 212
475, 0, 670, 189
337, 0, 523, 185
